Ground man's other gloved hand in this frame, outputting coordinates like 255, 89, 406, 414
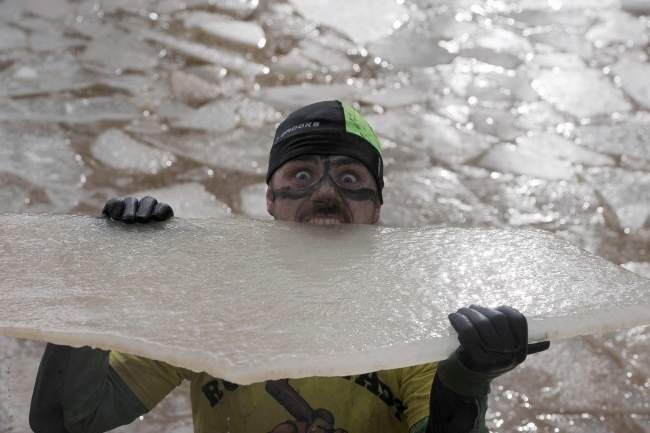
102, 196, 173, 224
448, 304, 550, 375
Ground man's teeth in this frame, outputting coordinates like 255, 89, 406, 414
306, 217, 343, 225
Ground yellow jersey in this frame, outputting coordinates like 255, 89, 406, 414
110, 351, 435, 433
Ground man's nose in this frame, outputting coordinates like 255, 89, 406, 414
310, 176, 340, 202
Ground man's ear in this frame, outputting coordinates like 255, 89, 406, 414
266, 185, 275, 216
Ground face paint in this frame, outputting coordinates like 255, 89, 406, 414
271, 157, 380, 204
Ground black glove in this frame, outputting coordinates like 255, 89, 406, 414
448, 304, 549, 375
102, 196, 173, 223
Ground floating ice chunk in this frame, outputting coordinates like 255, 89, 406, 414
257, 84, 360, 111
239, 183, 272, 219
211, 0, 259, 17
289, 0, 408, 45
0, 24, 27, 51
514, 101, 566, 131
170, 70, 221, 105
516, 133, 615, 166
584, 167, 650, 231
575, 118, 650, 160
154, 127, 274, 176
464, 173, 601, 228
142, 30, 268, 76
532, 69, 631, 118
622, 262, 650, 278
170, 99, 239, 132
529, 52, 585, 70
368, 30, 455, 68
0, 0, 24, 21
81, 39, 159, 73
235, 97, 282, 128
2, 214, 649, 383
271, 49, 320, 76
0, 124, 88, 212
479, 143, 575, 180
24, 0, 72, 19
437, 58, 537, 103
422, 114, 495, 165
529, 30, 594, 58
92, 129, 176, 174
469, 108, 521, 141
360, 85, 429, 108
30, 31, 85, 52
0, 54, 95, 97
586, 11, 649, 47
298, 40, 354, 74
381, 167, 498, 226
183, 12, 266, 49
131, 183, 231, 219
621, 0, 650, 14
0, 97, 141, 123
613, 57, 650, 109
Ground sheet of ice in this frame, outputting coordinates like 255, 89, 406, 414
170, 70, 222, 105
515, 133, 615, 166
585, 11, 649, 47
422, 114, 495, 165
92, 129, 176, 174
24, 0, 73, 19
81, 39, 159, 73
584, 167, 650, 231
131, 183, 231, 219
621, 0, 650, 14
0, 96, 141, 123
0, 124, 89, 212
575, 117, 650, 160
463, 174, 602, 228
368, 30, 455, 68
1, 214, 649, 384
183, 12, 266, 49
531, 69, 631, 118
0, 24, 27, 51
622, 261, 650, 278
256, 84, 361, 110
613, 57, 650, 109
289, 0, 408, 45
170, 100, 240, 132
239, 182, 272, 219
478, 143, 576, 180
142, 30, 268, 76
380, 167, 499, 226
152, 127, 274, 176
0, 54, 98, 97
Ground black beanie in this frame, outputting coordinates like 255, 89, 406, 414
266, 100, 384, 203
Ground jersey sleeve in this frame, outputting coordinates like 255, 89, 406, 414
397, 362, 437, 430
109, 351, 193, 410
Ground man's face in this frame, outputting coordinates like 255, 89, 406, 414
266, 155, 381, 225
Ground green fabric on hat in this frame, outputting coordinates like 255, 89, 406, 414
342, 103, 382, 154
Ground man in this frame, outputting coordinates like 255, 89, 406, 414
30, 100, 548, 433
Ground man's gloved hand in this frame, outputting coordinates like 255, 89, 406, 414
102, 196, 173, 223
448, 304, 549, 375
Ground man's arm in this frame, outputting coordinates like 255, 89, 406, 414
31, 196, 176, 432
30, 344, 148, 433
413, 305, 549, 433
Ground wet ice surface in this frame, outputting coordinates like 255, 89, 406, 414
1, 0, 650, 431
2, 214, 649, 384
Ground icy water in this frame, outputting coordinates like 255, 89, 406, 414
0, 0, 649, 432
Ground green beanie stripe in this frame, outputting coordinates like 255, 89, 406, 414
341, 103, 382, 154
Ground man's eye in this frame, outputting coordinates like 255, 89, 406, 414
294, 170, 311, 182
340, 173, 358, 185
